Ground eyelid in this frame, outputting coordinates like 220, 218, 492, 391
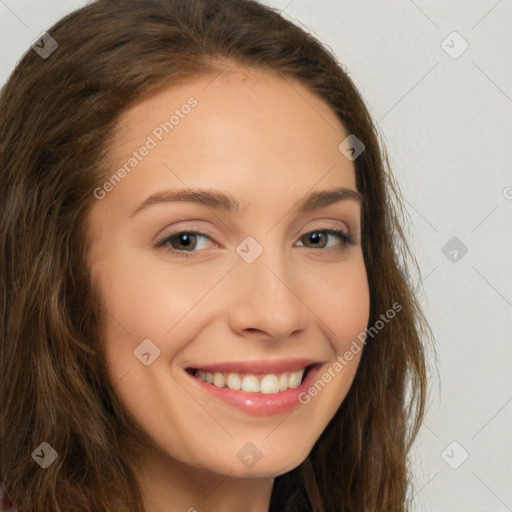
154, 225, 218, 249
154, 219, 353, 244
154, 222, 358, 258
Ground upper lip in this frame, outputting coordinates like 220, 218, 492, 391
185, 358, 320, 374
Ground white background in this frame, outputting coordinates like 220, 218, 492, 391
1, 1, 511, 511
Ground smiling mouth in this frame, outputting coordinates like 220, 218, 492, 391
186, 365, 313, 394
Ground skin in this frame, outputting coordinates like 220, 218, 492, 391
87, 66, 370, 512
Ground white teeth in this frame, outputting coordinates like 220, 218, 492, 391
195, 368, 307, 393
212, 372, 225, 388
198, 371, 213, 384
288, 369, 304, 389
241, 375, 259, 393
259, 374, 279, 394
278, 373, 288, 391
226, 373, 241, 391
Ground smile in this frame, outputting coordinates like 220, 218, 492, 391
184, 359, 322, 416
188, 368, 307, 394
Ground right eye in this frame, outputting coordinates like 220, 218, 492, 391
154, 230, 216, 258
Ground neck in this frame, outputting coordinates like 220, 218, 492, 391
136, 448, 275, 512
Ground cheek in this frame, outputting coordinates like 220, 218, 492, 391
306, 255, 370, 350
95, 250, 206, 341
91, 251, 178, 381
93, 249, 230, 392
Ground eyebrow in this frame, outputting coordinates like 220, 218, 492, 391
129, 186, 364, 218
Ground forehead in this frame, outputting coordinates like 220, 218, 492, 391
111, 65, 349, 159
89, 67, 358, 234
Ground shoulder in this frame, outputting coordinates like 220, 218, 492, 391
1, 482, 20, 512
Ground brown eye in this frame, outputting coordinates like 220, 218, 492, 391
155, 231, 214, 258
298, 229, 353, 250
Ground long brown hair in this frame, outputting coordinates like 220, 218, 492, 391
0, 0, 433, 510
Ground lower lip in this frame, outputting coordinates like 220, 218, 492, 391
185, 365, 321, 417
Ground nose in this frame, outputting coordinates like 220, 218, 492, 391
227, 240, 308, 341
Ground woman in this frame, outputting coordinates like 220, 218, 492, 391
0, 0, 432, 510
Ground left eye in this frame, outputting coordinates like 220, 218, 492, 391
155, 229, 354, 258
297, 229, 353, 250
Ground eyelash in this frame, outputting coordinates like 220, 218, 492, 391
154, 228, 355, 258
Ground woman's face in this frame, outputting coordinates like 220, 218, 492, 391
87, 67, 370, 478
